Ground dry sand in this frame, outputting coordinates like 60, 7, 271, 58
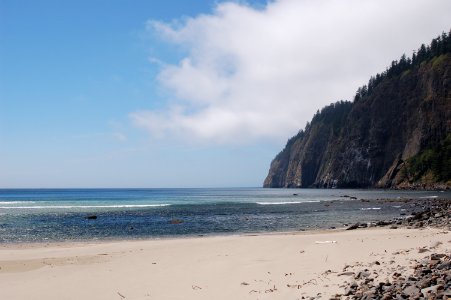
1, 227, 450, 300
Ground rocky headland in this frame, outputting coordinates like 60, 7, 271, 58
264, 33, 450, 190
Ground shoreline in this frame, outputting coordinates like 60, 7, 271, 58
0, 226, 349, 249
2, 197, 449, 246
1, 198, 449, 299
1, 226, 449, 299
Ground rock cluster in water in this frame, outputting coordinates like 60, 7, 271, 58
345, 198, 451, 231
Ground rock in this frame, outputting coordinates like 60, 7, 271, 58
429, 259, 440, 266
169, 219, 184, 224
381, 293, 392, 300
356, 270, 371, 279
376, 220, 391, 226
437, 261, 450, 270
262, 52, 451, 190
85, 215, 97, 220
344, 287, 355, 296
346, 223, 360, 230
403, 285, 420, 297
417, 278, 432, 289
421, 284, 443, 296
430, 253, 446, 259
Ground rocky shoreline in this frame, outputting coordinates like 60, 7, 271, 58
330, 253, 451, 299
328, 198, 451, 299
345, 198, 451, 231
390, 183, 450, 191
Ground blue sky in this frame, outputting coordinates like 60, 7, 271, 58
1, 0, 450, 188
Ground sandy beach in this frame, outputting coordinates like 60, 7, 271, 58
0, 227, 449, 300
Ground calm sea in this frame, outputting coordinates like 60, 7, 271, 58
0, 188, 449, 243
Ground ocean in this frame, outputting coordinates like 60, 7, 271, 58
0, 188, 449, 243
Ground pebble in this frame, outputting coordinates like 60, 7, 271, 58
334, 253, 450, 299
328, 198, 451, 300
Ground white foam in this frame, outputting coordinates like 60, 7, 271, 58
360, 207, 381, 210
420, 196, 438, 199
0, 201, 36, 204
256, 201, 319, 205
0, 204, 171, 209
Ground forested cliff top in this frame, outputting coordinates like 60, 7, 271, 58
264, 32, 451, 189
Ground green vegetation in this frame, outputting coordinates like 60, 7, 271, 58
269, 30, 450, 189
354, 30, 451, 102
431, 54, 448, 70
310, 101, 353, 136
404, 134, 451, 183
400, 69, 411, 79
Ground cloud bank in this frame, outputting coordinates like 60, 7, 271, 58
131, 0, 451, 144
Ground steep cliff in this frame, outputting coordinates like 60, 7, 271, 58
264, 35, 451, 189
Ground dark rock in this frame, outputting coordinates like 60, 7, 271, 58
169, 219, 184, 224
85, 215, 97, 220
429, 259, 440, 266
376, 220, 391, 226
356, 271, 371, 279
437, 261, 450, 270
346, 223, 360, 230
335, 253, 450, 300
430, 253, 446, 260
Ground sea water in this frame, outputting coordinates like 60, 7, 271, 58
0, 188, 448, 243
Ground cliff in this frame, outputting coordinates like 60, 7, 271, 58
264, 34, 451, 189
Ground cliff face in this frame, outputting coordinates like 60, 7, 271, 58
264, 53, 451, 189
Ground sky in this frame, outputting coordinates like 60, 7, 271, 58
0, 0, 450, 188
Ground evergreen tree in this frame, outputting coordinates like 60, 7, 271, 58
353, 31, 450, 102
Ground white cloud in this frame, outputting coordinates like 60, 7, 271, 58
112, 132, 127, 142
131, 0, 451, 144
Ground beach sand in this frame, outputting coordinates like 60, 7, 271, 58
0, 227, 449, 299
